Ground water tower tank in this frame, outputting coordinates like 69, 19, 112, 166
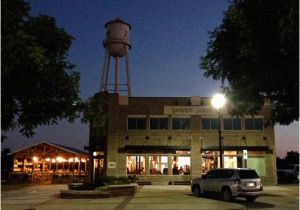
103, 18, 131, 57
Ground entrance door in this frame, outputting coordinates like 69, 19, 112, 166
94, 158, 104, 179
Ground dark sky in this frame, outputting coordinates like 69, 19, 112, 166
2, 0, 298, 158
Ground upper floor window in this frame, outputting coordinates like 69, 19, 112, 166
223, 118, 241, 130
172, 118, 190, 130
127, 117, 146, 130
150, 117, 168, 130
245, 118, 263, 130
202, 118, 219, 130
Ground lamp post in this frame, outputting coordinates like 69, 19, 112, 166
211, 93, 226, 168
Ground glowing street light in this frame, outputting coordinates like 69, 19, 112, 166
211, 93, 226, 168
211, 93, 226, 109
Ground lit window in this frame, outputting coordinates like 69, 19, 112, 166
126, 155, 145, 175
149, 155, 168, 175
172, 156, 191, 175
172, 118, 190, 130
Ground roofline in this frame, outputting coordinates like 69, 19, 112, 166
104, 18, 131, 29
8, 141, 48, 155
8, 141, 87, 156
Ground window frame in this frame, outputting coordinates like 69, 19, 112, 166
172, 117, 190, 130
149, 155, 168, 175
149, 116, 169, 130
126, 155, 146, 175
223, 118, 241, 130
245, 118, 264, 130
201, 118, 219, 130
127, 116, 147, 130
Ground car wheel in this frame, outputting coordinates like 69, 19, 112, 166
245, 196, 257, 202
222, 188, 232, 201
193, 185, 201, 197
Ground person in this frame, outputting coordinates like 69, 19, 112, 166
163, 167, 168, 175
179, 166, 184, 175
173, 164, 179, 175
185, 165, 190, 175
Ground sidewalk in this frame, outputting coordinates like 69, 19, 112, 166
1, 184, 298, 210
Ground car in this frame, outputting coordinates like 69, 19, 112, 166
277, 164, 299, 183
191, 168, 263, 202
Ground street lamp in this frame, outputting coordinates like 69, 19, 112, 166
211, 93, 226, 168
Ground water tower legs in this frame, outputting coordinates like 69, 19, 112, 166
115, 57, 119, 93
100, 48, 131, 96
125, 51, 131, 96
100, 50, 110, 92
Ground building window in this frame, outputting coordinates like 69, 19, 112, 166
223, 118, 241, 130
149, 155, 168, 175
245, 118, 263, 130
126, 155, 145, 175
172, 118, 190, 130
201, 118, 219, 130
172, 156, 191, 175
150, 117, 168, 130
127, 117, 146, 130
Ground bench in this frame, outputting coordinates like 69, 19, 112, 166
172, 181, 191, 185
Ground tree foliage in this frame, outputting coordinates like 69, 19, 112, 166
276, 150, 299, 168
2, 0, 82, 137
201, 0, 298, 125
82, 92, 109, 135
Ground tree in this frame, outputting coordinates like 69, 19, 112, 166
2, 0, 82, 137
1, 148, 13, 179
201, 0, 298, 125
285, 151, 299, 164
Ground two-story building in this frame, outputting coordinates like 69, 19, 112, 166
88, 92, 277, 185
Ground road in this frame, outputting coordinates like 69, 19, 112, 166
1, 184, 299, 210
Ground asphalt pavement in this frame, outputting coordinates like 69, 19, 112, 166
1, 184, 299, 210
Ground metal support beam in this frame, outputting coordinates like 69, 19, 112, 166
125, 50, 131, 97
115, 57, 119, 93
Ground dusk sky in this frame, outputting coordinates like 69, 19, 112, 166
2, 0, 299, 158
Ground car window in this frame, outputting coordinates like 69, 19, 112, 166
206, 170, 217, 178
238, 170, 259, 178
221, 169, 234, 178
215, 170, 223, 178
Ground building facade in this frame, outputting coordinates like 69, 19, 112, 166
89, 92, 277, 185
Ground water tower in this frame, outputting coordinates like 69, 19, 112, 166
100, 18, 132, 96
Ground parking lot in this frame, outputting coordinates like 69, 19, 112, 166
1, 184, 299, 210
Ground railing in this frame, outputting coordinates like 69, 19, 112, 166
9, 172, 88, 184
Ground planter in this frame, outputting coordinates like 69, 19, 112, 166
60, 183, 138, 199
68, 183, 84, 190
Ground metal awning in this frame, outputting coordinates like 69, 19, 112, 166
119, 145, 191, 153
201, 146, 270, 151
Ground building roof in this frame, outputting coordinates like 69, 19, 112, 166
8, 141, 88, 156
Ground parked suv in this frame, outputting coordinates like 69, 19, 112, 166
191, 168, 263, 202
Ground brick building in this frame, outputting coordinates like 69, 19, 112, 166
88, 92, 277, 185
